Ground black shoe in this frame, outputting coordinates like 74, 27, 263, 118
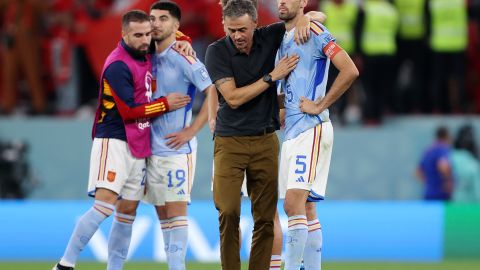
52, 263, 74, 270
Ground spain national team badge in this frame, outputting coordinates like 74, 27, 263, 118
107, 171, 116, 182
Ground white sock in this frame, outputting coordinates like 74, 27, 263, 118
269, 254, 282, 269
284, 215, 308, 270
160, 218, 171, 254
59, 200, 114, 267
304, 219, 322, 270
167, 216, 188, 270
107, 213, 135, 270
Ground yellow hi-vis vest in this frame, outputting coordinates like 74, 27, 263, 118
361, 0, 399, 56
323, 0, 358, 54
394, 0, 426, 40
429, 0, 468, 52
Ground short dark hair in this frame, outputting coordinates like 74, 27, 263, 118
436, 126, 449, 140
122, 10, 150, 30
454, 124, 478, 158
223, 0, 257, 22
220, 0, 257, 8
150, 1, 182, 21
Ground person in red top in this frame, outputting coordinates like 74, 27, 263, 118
0, 0, 48, 114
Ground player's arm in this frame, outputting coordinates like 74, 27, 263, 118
105, 62, 190, 121
437, 156, 453, 193
215, 55, 299, 109
208, 85, 219, 133
416, 166, 425, 182
294, 11, 328, 44
165, 85, 216, 149
300, 43, 359, 115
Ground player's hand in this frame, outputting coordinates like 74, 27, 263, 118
164, 127, 195, 149
294, 15, 311, 45
270, 55, 300, 81
166, 93, 191, 111
300, 97, 321, 115
174, 41, 196, 57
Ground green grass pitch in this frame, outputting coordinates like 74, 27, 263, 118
1, 261, 480, 270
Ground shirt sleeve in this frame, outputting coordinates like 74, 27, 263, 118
184, 59, 213, 92
312, 23, 341, 60
103, 61, 170, 121
103, 61, 135, 107
205, 43, 233, 83
176, 30, 192, 44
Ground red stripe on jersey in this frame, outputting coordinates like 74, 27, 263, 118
311, 21, 324, 31
109, 85, 170, 120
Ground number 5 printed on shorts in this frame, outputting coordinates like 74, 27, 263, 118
295, 155, 306, 182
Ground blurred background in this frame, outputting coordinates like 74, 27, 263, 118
0, 0, 479, 268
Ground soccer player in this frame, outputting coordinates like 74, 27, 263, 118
143, 2, 216, 270
53, 10, 191, 270
275, 0, 359, 269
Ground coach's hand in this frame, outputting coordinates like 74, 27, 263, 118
270, 55, 300, 82
165, 126, 195, 149
166, 93, 191, 111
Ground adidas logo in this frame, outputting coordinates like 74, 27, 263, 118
177, 189, 185, 195
296, 176, 305, 182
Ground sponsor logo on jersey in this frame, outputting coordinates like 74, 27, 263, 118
145, 71, 153, 101
137, 120, 151, 130
200, 67, 209, 81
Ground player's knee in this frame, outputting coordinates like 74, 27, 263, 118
305, 202, 315, 212
305, 202, 317, 219
283, 199, 301, 217
116, 202, 139, 216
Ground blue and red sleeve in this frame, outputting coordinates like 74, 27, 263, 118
103, 61, 169, 120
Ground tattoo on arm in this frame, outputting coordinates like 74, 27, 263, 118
214, 77, 234, 89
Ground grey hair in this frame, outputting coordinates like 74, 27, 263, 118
223, 0, 258, 22
220, 0, 258, 7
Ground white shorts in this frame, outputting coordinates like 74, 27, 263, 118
88, 138, 146, 201
211, 162, 248, 197
144, 151, 196, 205
279, 122, 333, 201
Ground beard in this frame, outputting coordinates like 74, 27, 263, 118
132, 44, 150, 56
279, 11, 296, 21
